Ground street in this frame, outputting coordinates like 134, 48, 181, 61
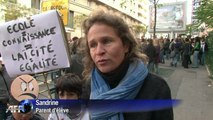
159, 60, 213, 120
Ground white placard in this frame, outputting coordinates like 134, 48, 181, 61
0, 10, 70, 77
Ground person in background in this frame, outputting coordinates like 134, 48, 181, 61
200, 37, 208, 65
163, 38, 171, 60
0, 53, 13, 119
65, 37, 85, 79
82, 11, 173, 120
144, 39, 157, 73
182, 38, 191, 68
169, 38, 181, 67
159, 37, 165, 64
189, 37, 195, 64
70, 36, 79, 54
153, 39, 161, 74
140, 37, 148, 54
192, 37, 201, 68
48, 73, 89, 120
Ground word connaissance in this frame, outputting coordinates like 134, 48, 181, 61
2, 26, 56, 47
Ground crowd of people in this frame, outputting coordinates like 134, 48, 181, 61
138, 35, 208, 74
1, 10, 209, 120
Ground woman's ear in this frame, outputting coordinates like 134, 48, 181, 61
124, 44, 129, 53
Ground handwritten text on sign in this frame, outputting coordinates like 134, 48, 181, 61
0, 10, 70, 77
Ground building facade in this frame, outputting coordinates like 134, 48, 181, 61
191, 0, 201, 24
0, 0, 149, 39
69, 0, 149, 38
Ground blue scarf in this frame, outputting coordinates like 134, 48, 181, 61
90, 59, 148, 120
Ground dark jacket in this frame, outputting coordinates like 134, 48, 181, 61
145, 44, 157, 63
65, 54, 84, 79
183, 42, 191, 55
124, 73, 173, 120
0, 66, 12, 103
83, 73, 173, 120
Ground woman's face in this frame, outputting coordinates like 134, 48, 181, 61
87, 23, 129, 73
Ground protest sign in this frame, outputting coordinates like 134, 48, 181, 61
0, 10, 70, 77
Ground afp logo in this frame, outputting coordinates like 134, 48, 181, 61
6, 99, 33, 113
